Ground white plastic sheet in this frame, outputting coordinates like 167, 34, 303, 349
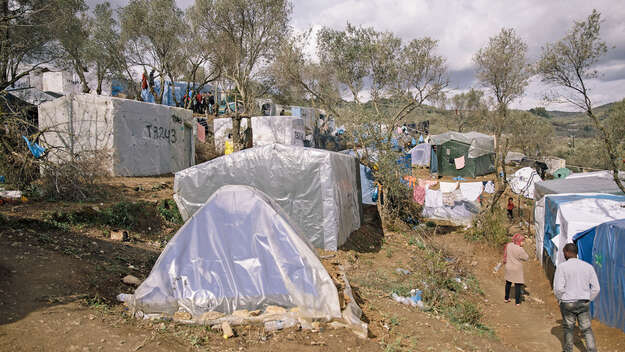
459, 182, 483, 202
553, 198, 625, 265
509, 167, 542, 199
125, 185, 341, 319
409, 143, 431, 167
251, 115, 305, 147
422, 201, 479, 226
174, 144, 362, 250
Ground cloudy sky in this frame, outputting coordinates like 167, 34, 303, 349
93, 0, 625, 110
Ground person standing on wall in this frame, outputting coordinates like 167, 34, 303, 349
503, 233, 529, 306
554, 243, 600, 352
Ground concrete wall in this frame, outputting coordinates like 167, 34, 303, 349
39, 94, 195, 176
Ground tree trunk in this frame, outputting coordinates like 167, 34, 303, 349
587, 110, 625, 194
489, 138, 509, 212
73, 61, 90, 94
232, 114, 242, 150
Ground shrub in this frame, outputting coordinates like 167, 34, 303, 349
158, 199, 183, 224
465, 208, 508, 248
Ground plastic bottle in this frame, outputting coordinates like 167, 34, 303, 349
264, 318, 297, 332
117, 293, 132, 302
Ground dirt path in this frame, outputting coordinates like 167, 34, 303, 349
432, 232, 625, 352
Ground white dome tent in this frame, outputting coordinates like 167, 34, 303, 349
124, 185, 341, 320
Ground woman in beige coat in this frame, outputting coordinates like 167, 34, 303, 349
504, 233, 529, 306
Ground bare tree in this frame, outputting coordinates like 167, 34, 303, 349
190, 0, 292, 148
474, 28, 530, 209
537, 9, 624, 193
120, 0, 184, 104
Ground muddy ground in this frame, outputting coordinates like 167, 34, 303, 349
1, 176, 624, 351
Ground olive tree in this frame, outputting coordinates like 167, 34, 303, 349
120, 0, 185, 104
190, 0, 291, 148
53, 0, 91, 93
273, 24, 447, 220
0, 0, 60, 91
537, 9, 624, 193
474, 28, 530, 209
450, 88, 486, 132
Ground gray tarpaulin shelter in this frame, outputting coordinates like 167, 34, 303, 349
125, 185, 341, 319
533, 171, 625, 200
38, 94, 195, 176
174, 144, 363, 250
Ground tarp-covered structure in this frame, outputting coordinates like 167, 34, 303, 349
505, 151, 526, 164
38, 94, 196, 176
409, 143, 431, 167
574, 219, 625, 333
534, 194, 625, 268
534, 171, 625, 201
125, 185, 341, 319
340, 150, 376, 205
251, 115, 305, 147
430, 131, 495, 177
509, 167, 542, 199
174, 144, 362, 250
213, 118, 249, 152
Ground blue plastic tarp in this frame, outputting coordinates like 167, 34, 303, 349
543, 194, 625, 266
573, 219, 625, 333
340, 150, 376, 205
430, 147, 438, 173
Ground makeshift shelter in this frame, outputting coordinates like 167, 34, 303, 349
505, 151, 526, 164
534, 171, 625, 201
409, 143, 431, 167
213, 118, 248, 152
535, 193, 625, 269
125, 185, 341, 319
174, 144, 362, 250
544, 156, 566, 175
509, 167, 542, 199
574, 219, 625, 333
251, 115, 305, 147
340, 150, 376, 205
38, 94, 195, 176
429, 131, 495, 178
553, 167, 571, 179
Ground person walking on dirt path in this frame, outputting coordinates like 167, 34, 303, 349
507, 197, 515, 221
553, 243, 600, 352
503, 233, 529, 306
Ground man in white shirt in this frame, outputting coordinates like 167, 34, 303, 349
553, 243, 600, 352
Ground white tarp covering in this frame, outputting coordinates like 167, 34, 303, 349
534, 196, 546, 261
509, 167, 542, 199
544, 156, 566, 175
38, 94, 195, 176
422, 200, 480, 226
251, 115, 305, 147
430, 131, 494, 158
505, 151, 526, 164
125, 185, 341, 319
213, 117, 248, 152
174, 144, 362, 250
553, 198, 625, 265
409, 143, 431, 167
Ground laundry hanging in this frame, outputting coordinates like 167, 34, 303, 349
439, 181, 458, 193
413, 186, 426, 205
197, 122, 205, 143
425, 189, 443, 208
454, 155, 465, 169
459, 182, 483, 202
484, 181, 495, 194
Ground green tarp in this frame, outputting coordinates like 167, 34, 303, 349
434, 140, 495, 178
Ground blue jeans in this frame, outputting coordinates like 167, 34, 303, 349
560, 301, 596, 352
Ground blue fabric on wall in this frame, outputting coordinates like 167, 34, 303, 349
574, 219, 625, 333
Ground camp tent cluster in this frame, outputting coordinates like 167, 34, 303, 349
533, 171, 625, 333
